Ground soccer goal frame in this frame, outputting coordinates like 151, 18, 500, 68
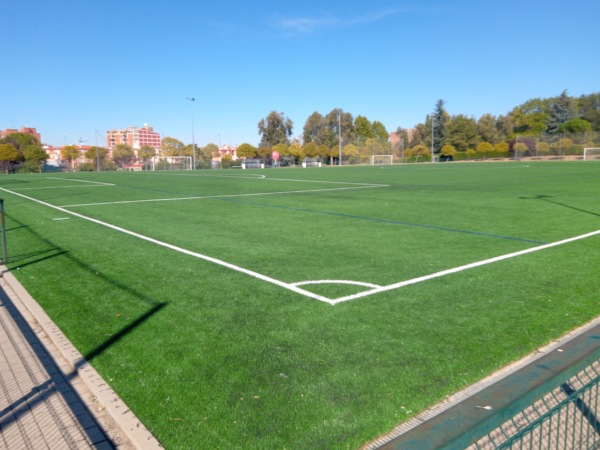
371, 154, 393, 165
150, 156, 193, 171
583, 148, 600, 161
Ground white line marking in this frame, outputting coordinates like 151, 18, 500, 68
0, 187, 335, 305
59, 185, 388, 208
52, 218, 70, 221
10, 185, 114, 191
292, 280, 382, 288
3, 186, 598, 307
328, 229, 600, 305
46, 177, 115, 186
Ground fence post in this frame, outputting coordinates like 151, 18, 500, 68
0, 199, 7, 264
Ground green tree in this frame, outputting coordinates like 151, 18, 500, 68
161, 137, 185, 156
560, 118, 592, 133
23, 145, 48, 172
0, 143, 20, 173
445, 114, 480, 152
431, 99, 449, 153
258, 111, 293, 147
354, 116, 373, 140
371, 121, 389, 141
112, 144, 134, 167
546, 90, 577, 135
85, 146, 108, 170
303, 112, 325, 144
138, 145, 156, 163
477, 114, 499, 144
61, 145, 81, 170
579, 92, 600, 131
236, 143, 257, 159
200, 143, 219, 165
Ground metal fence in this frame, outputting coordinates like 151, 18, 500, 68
470, 361, 600, 449
373, 323, 600, 450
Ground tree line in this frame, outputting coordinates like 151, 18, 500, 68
1, 90, 598, 173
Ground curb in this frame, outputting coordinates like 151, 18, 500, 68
1, 267, 163, 450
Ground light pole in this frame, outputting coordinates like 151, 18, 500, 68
338, 109, 342, 166
431, 112, 435, 163
186, 97, 196, 169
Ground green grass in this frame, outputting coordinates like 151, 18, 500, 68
2, 161, 600, 449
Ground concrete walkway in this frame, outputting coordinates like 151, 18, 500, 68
0, 268, 162, 449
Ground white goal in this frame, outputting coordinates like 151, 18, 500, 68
371, 154, 393, 165
583, 148, 600, 161
150, 156, 193, 171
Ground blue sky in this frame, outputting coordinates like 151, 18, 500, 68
1, 0, 599, 147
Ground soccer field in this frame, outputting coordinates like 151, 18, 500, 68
2, 161, 599, 448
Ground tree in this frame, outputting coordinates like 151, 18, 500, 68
411, 144, 429, 162
546, 90, 577, 135
302, 142, 318, 158
371, 121, 389, 141
303, 112, 324, 144
138, 145, 156, 162
441, 144, 457, 157
200, 143, 219, 164
258, 111, 293, 147
445, 114, 480, 152
0, 143, 20, 173
85, 146, 108, 170
431, 99, 449, 153
476, 142, 494, 156
466, 148, 476, 160
536, 142, 550, 156
342, 143, 358, 164
236, 143, 257, 159
354, 116, 373, 140
560, 118, 592, 133
161, 137, 185, 156
510, 97, 550, 135
61, 145, 81, 171
288, 140, 303, 164
112, 144, 134, 167
477, 114, 500, 144
23, 145, 48, 172
579, 92, 600, 131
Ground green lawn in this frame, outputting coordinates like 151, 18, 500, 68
2, 161, 599, 449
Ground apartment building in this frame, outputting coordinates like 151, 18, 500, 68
1, 127, 41, 142
106, 124, 161, 157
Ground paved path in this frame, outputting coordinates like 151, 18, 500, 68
0, 268, 162, 450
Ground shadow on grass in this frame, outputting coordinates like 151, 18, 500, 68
521, 194, 600, 218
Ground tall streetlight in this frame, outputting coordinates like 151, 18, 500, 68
338, 109, 342, 166
186, 97, 196, 169
431, 112, 435, 163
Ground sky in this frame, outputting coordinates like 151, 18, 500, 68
1, 0, 599, 148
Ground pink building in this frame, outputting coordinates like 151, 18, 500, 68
106, 124, 161, 157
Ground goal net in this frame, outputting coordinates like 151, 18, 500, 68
371, 154, 393, 165
151, 156, 192, 171
583, 148, 600, 161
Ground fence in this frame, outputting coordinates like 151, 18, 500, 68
373, 322, 600, 450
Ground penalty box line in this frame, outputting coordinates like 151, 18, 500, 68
59, 184, 389, 208
0, 187, 334, 305
328, 229, 600, 305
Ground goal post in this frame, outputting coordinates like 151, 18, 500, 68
371, 154, 393, 165
151, 156, 193, 171
583, 148, 600, 161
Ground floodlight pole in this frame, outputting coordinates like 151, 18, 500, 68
338, 109, 342, 166
431, 113, 435, 163
0, 199, 7, 264
186, 97, 196, 170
